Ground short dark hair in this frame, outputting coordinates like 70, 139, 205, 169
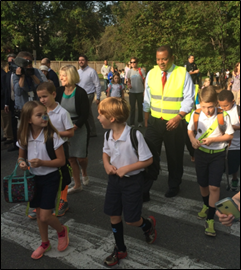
7, 53, 16, 59
79, 54, 88, 61
36, 82, 56, 94
130, 57, 138, 63
156, 45, 173, 57
16, 51, 33, 60
218, 90, 234, 102
188, 55, 194, 59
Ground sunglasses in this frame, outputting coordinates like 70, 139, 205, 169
130, 61, 136, 64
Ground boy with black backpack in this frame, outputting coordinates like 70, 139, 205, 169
98, 97, 157, 266
218, 90, 240, 191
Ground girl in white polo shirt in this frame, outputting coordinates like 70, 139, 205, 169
17, 101, 69, 259
98, 97, 156, 266
188, 86, 234, 237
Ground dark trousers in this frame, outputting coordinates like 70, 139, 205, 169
129, 92, 143, 125
144, 115, 185, 191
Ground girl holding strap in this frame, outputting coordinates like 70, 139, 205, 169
17, 100, 69, 259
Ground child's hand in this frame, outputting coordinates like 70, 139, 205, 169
128, 83, 132, 89
73, 124, 78, 131
116, 167, 128, 178
215, 210, 235, 227
29, 159, 42, 168
191, 138, 201, 149
105, 164, 117, 175
19, 161, 28, 171
201, 137, 213, 146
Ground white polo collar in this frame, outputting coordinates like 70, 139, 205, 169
109, 124, 130, 142
48, 102, 61, 115
28, 128, 45, 142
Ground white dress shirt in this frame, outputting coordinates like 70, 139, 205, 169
77, 66, 102, 100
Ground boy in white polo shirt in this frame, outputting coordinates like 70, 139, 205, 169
26, 82, 74, 218
188, 86, 234, 237
98, 97, 156, 266
218, 90, 240, 191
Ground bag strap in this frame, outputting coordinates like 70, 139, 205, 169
106, 130, 111, 141
138, 68, 144, 81
46, 134, 56, 160
130, 127, 138, 156
194, 108, 201, 134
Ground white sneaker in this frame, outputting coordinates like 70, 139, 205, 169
82, 176, 89, 186
67, 186, 83, 194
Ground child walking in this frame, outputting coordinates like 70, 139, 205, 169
98, 97, 157, 266
218, 90, 240, 191
107, 73, 125, 98
37, 81, 74, 216
188, 86, 234, 237
17, 101, 69, 259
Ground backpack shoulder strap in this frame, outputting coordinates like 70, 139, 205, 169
106, 130, 111, 141
194, 108, 201, 133
217, 108, 224, 125
138, 68, 144, 81
46, 134, 56, 160
130, 127, 138, 156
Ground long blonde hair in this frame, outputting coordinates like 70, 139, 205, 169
17, 101, 59, 148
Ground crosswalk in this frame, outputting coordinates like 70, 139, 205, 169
1, 166, 240, 269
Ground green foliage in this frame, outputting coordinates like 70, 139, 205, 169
1, 0, 240, 77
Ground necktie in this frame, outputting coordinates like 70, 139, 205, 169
162, 71, 167, 92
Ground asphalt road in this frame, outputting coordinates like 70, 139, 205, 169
1, 82, 240, 269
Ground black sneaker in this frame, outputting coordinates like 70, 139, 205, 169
144, 216, 157, 244
104, 246, 127, 266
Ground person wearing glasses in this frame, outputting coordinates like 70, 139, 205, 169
143, 45, 194, 200
127, 57, 146, 128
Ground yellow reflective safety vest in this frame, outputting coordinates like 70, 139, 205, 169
185, 84, 199, 123
148, 65, 186, 120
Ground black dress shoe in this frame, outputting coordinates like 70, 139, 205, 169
165, 187, 180, 198
7, 145, 19, 152
4, 139, 14, 145
1, 137, 7, 142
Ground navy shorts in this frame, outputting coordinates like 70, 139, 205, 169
228, 150, 240, 175
30, 170, 60, 209
194, 149, 226, 187
104, 172, 144, 223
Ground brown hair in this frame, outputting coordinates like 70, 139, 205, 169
98, 97, 130, 124
37, 82, 56, 94
199, 86, 218, 104
17, 101, 59, 148
112, 73, 121, 84
130, 57, 138, 63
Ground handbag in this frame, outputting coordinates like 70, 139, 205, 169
3, 162, 36, 203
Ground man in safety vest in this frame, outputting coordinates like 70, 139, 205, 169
143, 45, 195, 199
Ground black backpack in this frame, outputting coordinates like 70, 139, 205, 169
106, 127, 160, 180
46, 136, 72, 191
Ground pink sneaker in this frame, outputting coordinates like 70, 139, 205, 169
57, 225, 69, 251
31, 244, 51, 259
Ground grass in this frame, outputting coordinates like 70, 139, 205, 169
98, 74, 103, 79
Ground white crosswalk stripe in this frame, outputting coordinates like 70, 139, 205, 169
1, 162, 239, 269
2, 204, 224, 269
